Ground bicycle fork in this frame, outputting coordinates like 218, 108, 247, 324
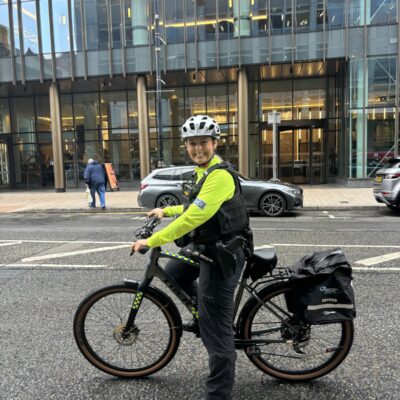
123, 278, 152, 336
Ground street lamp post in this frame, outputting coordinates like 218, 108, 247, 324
153, 0, 165, 168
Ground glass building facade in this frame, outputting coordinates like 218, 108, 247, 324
0, 0, 399, 189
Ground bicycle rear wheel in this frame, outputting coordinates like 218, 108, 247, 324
238, 282, 354, 381
74, 283, 182, 378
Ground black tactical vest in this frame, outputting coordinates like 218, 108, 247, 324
186, 162, 249, 244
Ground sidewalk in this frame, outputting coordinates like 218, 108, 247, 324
0, 184, 384, 213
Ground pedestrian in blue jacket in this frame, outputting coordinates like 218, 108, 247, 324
84, 159, 107, 209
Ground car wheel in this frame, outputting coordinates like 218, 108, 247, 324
386, 204, 400, 212
156, 194, 180, 208
259, 192, 286, 217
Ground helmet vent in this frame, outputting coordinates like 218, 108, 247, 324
183, 127, 187, 132
209, 124, 214, 130
199, 121, 206, 129
189, 123, 195, 130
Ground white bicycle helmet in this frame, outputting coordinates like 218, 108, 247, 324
181, 115, 221, 140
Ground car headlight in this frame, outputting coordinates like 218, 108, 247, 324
286, 188, 300, 195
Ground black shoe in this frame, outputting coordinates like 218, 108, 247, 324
102, 206, 106, 210
182, 319, 200, 334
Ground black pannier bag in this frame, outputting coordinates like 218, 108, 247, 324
285, 248, 356, 324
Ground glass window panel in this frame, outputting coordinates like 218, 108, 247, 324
161, 88, 185, 127
366, 108, 396, 176
259, 81, 293, 120
14, 143, 41, 186
206, 85, 227, 124
185, 0, 195, 42
348, 0, 362, 26
369, 0, 397, 25
228, 83, 238, 124
0, 4, 12, 57
52, 0, 71, 53
184, 86, 206, 118
271, 0, 292, 33
103, 139, 132, 180
100, 91, 128, 130
73, 92, 100, 132
250, 0, 268, 37
296, 0, 310, 32
60, 94, 74, 131
367, 57, 396, 108
197, 0, 216, 42
71, 0, 82, 51
84, 0, 108, 50
164, 0, 184, 44
12, 4, 20, 54
217, 125, 238, 167
326, 0, 345, 29
0, 98, 11, 133
111, 0, 122, 49
35, 96, 51, 131
12, 97, 35, 133
39, 0, 52, 53
21, 1, 39, 54
218, 0, 234, 40
127, 91, 138, 129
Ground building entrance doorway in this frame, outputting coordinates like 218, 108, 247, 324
259, 123, 325, 184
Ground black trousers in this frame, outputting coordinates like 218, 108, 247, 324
165, 245, 245, 400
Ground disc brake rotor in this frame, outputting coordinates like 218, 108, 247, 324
113, 323, 139, 346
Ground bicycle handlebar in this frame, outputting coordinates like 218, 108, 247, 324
130, 216, 161, 256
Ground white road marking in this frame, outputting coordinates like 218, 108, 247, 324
21, 244, 130, 262
322, 211, 328, 214
0, 241, 22, 247
355, 252, 400, 266
270, 243, 400, 249
0, 263, 109, 269
0, 239, 131, 244
353, 266, 400, 272
329, 214, 336, 219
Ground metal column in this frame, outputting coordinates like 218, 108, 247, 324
238, 69, 249, 177
137, 76, 150, 179
49, 83, 66, 192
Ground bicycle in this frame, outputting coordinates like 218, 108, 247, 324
73, 216, 354, 382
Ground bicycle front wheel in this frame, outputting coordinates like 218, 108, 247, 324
238, 282, 354, 381
73, 283, 182, 378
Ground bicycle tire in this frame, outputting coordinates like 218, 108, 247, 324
73, 282, 182, 378
237, 282, 354, 381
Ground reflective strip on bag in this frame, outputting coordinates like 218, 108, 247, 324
307, 303, 354, 310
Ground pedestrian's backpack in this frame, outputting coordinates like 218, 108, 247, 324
285, 248, 356, 324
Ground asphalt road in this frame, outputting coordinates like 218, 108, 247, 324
0, 210, 399, 400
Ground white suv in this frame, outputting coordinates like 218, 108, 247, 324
373, 157, 400, 212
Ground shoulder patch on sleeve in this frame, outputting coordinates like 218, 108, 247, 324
193, 197, 206, 209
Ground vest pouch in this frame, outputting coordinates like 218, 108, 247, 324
174, 233, 192, 248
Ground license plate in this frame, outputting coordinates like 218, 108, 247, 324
375, 176, 382, 183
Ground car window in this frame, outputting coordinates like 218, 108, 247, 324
170, 169, 183, 181
182, 170, 195, 181
383, 161, 400, 169
154, 170, 173, 180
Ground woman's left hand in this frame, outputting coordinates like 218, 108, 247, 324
131, 239, 148, 253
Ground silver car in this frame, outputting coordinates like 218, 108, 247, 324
373, 156, 400, 211
138, 165, 303, 217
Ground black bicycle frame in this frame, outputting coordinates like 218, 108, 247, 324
124, 246, 295, 348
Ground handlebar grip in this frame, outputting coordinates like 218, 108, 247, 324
138, 247, 149, 255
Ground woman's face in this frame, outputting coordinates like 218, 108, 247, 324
185, 136, 217, 166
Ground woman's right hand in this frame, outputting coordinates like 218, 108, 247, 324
148, 208, 165, 219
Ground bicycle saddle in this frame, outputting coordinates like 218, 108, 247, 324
246, 248, 277, 281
